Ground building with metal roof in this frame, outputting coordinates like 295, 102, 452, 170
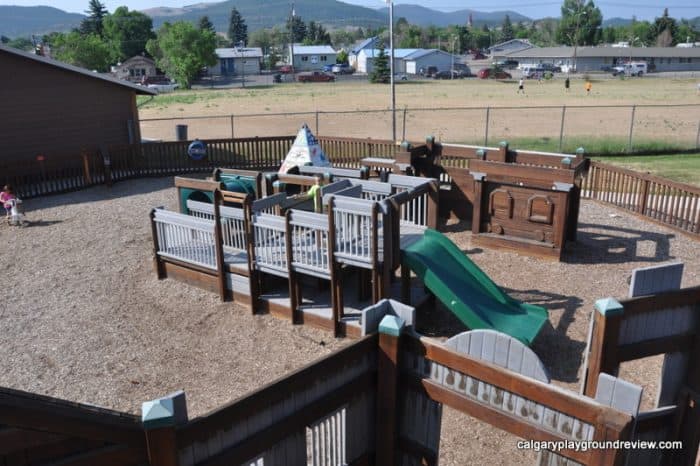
289, 44, 338, 71
499, 46, 700, 73
210, 47, 263, 76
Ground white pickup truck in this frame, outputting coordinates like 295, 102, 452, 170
612, 62, 647, 77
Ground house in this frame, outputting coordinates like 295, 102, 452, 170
210, 47, 263, 76
0, 44, 155, 163
111, 55, 157, 82
487, 39, 534, 56
355, 48, 458, 75
403, 49, 458, 75
289, 45, 337, 71
349, 36, 381, 70
501, 46, 700, 73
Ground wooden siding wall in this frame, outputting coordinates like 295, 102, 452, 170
0, 52, 139, 163
0, 386, 148, 466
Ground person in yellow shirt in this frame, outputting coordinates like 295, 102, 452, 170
585, 80, 592, 95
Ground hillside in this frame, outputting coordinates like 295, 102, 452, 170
386, 4, 531, 27
0, 6, 83, 37
147, 0, 386, 31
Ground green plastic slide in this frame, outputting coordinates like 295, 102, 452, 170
402, 229, 548, 346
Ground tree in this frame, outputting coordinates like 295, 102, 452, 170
287, 15, 307, 43
102, 7, 155, 60
369, 44, 389, 84
228, 7, 248, 46
198, 16, 215, 33
652, 8, 678, 46
6, 37, 34, 51
51, 31, 114, 71
556, 0, 603, 46
147, 21, 217, 88
336, 49, 348, 64
79, 0, 108, 37
304, 20, 330, 45
500, 15, 514, 42
0, 35, 9, 44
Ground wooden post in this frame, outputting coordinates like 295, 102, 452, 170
483, 107, 490, 147
627, 105, 636, 153
81, 149, 92, 185
327, 198, 342, 336
638, 178, 650, 215
285, 210, 298, 325
583, 298, 624, 398
558, 105, 566, 152
244, 197, 258, 313
212, 190, 228, 301
150, 209, 166, 279
427, 181, 439, 230
375, 315, 405, 466
142, 391, 188, 466
100, 146, 113, 187
471, 172, 485, 235
497, 141, 509, 163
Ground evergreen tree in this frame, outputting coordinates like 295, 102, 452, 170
652, 8, 678, 46
287, 15, 307, 43
79, 0, 108, 37
369, 43, 389, 84
198, 16, 215, 33
228, 7, 248, 46
305, 20, 330, 45
501, 15, 514, 42
556, 0, 603, 46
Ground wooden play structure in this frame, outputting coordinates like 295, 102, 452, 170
374, 139, 590, 260
5, 285, 699, 466
151, 169, 440, 337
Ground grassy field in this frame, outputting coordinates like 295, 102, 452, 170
137, 77, 700, 148
592, 153, 700, 186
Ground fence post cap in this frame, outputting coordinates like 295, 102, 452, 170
142, 390, 187, 430
400, 140, 412, 150
425, 135, 435, 144
499, 140, 509, 148
575, 147, 586, 156
595, 298, 624, 317
476, 149, 486, 158
379, 315, 405, 337
561, 157, 572, 167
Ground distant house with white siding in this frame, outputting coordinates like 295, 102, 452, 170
111, 55, 157, 82
289, 45, 337, 71
210, 48, 263, 76
403, 49, 456, 75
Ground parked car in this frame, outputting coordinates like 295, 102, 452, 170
297, 71, 335, 82
477, 68, 512, 79
419, 66, 439, 77
494, 59, 519, 69
141, 75, 178, 93
278, 65, 293, 74
394, 73, 408, 81
540, 63, 561, 73
331, 63, 354, 74
521, 66, 545, 79
612, 62, 647, 77
322, 64, 333, 72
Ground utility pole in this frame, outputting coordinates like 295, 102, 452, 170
388, 0, 396, 142
289, 2, 295, 74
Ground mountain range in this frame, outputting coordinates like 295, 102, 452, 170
1, 0, 534, 38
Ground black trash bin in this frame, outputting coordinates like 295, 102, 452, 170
175, 124, 188, 141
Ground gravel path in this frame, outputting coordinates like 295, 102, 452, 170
1, 177, 698, 464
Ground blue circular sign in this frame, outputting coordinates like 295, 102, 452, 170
188, 139, 207, 161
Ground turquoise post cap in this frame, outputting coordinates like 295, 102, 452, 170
576, 147, 585, 156
142, 390, 187, 430
476, 149, 486, 159
499, 140, 509, 147
400, 140, 412, 150
379, 314, 405, 337
273, 180, 286, 189
595, 298, 624, 317
561, 157, 572, 166
425, 135, 435, 144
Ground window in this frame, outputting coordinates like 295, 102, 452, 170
320, 55, 327, 61
302, 56, 309, 62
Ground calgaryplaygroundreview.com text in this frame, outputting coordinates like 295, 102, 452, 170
517, 439, 684, 453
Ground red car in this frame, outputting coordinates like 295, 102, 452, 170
296, 71, 335, 83
278, 65, 293, 74
477, 68, 512, 79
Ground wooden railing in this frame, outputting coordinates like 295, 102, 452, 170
581, 161, 700, 236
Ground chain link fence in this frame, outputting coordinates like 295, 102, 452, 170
140, 104, 700, 154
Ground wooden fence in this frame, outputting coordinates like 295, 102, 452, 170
581, 161, 700, 236
0, 386, 148, 466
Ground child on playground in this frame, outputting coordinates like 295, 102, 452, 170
585, 80, 592, 95
1, 184, 16, 222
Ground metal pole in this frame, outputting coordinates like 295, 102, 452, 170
559, 105, 567, 152
230, 114, 235, 139
627, 105, 636, 152
402, 107, 407, 141
695, 119, 700, 149
484, 106, 490, 146
389, 0, 396, 142
315, 110, 319, 135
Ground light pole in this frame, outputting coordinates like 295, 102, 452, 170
451, 36, 456, 79
386, 0, 396, 142
572, 8, 587, 74
628, 36, 639, 75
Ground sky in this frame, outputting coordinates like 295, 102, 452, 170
1, 0, 699, 21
